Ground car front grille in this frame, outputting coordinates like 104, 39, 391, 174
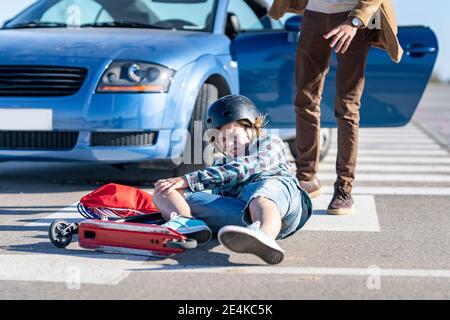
0, 66, 87, 97
91, 132, 158, 147
0, 131, 79, 150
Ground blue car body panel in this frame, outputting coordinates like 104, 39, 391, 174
234, 26, 438, 128
0, 0, 438, 163
0, 28, 229, 70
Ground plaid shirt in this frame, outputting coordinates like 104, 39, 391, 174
183, 133, 302, 198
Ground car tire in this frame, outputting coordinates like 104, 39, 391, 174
174, 83, 219, 177
288, 128, 332, 162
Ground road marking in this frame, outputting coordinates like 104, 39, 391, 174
317, 173, 450, 182
358, 133, 431, 137
328, 149, 448, 156
323, 156, 450, 164
322, 187, 450, 196
358, 138, 436, 144
142, 191, 381, 232
304, 195, 380, 232
18, 203, 149, 285
330, 144, 444, 150
350, 128, 422, 134
26, 202, 82, 227
143, 265, 450, 278
0, 254, 147, 285
319, 164, 450, 173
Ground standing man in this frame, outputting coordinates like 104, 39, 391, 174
268, 0, 403, 215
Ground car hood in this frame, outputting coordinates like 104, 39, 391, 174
0, 28, 230, 70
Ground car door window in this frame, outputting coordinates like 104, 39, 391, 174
40, 0, 113, 25
227, 0, 283, 31
227, 0, 263, 31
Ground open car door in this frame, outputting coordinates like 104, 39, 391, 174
320, 26, 439, 127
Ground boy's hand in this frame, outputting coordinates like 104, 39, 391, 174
154, 176, 189, 196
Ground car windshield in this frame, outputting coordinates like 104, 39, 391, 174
3, 0, 218, 32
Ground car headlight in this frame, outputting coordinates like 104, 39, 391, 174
97, 61, 175, 93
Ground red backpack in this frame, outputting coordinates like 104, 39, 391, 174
77, 183, 160, 220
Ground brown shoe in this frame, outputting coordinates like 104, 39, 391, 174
327, 183, 354, 215
299, 177, 322, 199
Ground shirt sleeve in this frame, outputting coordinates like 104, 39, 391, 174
183, 134, 288, 192
350, 0, 383, 27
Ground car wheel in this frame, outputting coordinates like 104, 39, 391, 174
288, 128, 332, 162
174, 83, 219, 177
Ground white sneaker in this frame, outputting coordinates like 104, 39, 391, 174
218, 221, 284, 265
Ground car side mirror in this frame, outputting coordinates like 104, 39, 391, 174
1, 19, 12, 29
226, 13, 241, 40
284, 15, 302, 32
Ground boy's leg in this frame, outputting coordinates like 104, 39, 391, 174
217, 179, 301, 265
182, 191, 248, 231
217, 198, 285, 265
153, 189, 212, 243
152, 189, 192, 221
248, 196, 281, 239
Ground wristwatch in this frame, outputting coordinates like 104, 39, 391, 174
350, 17, 363, 28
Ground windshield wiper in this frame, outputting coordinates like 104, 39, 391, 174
80, 21, 167, 29
3, 21, 68, 29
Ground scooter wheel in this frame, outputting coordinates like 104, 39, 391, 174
166, 238, 197, 250
49, 220, 73, 248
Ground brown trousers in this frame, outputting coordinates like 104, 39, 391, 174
295, 9, 378, 192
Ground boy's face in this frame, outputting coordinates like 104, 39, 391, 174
217, 122, 253, 157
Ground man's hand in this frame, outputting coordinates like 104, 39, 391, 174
154, 176, 189, 196
323, 19, 358, 54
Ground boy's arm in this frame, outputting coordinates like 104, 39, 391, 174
183, 135, 287, 192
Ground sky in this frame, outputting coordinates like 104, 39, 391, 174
0, 0, 449, 81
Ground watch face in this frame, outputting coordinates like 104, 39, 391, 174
352, 18, 360, 27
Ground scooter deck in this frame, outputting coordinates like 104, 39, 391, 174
78, 220, 186, 257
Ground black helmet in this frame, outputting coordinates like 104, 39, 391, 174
205, 94, 265, 130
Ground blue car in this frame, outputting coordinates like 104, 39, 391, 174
0, 0, 438, 175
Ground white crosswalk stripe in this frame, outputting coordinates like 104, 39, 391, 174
322, 156, 450, 164
304, 195, 380, 232
317, 173, 450, 182
290, 124, 450, 184
320, 164, 450, 173
0, 254, 147, 286
322, 186, 450, 196
328, 149, 448, 156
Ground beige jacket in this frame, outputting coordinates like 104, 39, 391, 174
268, 0, 403, 63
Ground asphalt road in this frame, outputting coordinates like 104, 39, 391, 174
0, 83, 449, 300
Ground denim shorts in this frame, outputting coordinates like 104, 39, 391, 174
182, 176, 311, 240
